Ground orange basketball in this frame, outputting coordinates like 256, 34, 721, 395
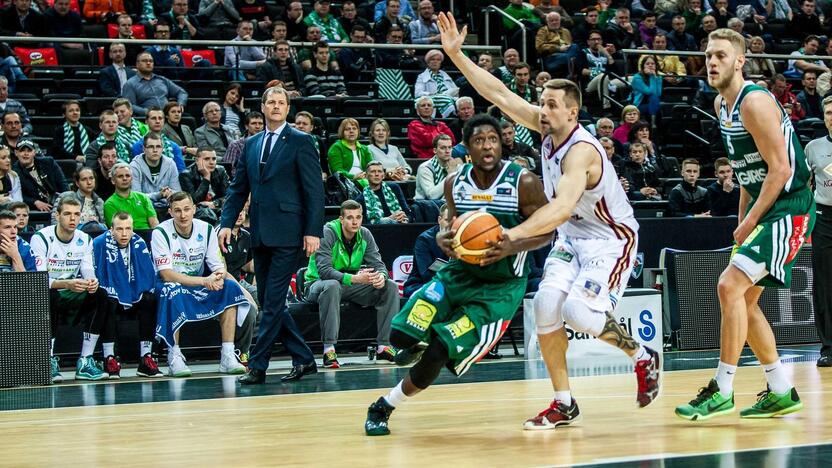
451, 211, 503, 264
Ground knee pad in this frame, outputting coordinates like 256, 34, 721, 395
409, 340, 449, 389
390, 329, 419, 350
561, 297, 606, 336
533, 288, 566, 335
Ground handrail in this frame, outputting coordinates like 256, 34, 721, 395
621, 48, 832, 62
691, 105, 718, 121
483, 5, 527, 62
685, 129, 710, 145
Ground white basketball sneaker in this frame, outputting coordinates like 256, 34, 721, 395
168, 349, 192, 378
219, 351, 246, 374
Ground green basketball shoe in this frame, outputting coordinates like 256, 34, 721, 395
740, 387, 803, 418
675, 379, 735, 421
365, 397, 395, 436
75, 356, 109, 381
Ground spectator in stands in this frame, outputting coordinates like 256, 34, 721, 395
130, 133, 180, 211
402, 203, 448, 297
0, 78, 31, 135
296, 26, 334, 70
0, 209, 35, 272
152, 191, 250, 377
789, 0, 824, 40
604, 7, 642, 55
14, 139, 67, 211
220, 82, 247, 135
114, 99, 149, 158
536, 11, 574, 76
493, 48, 520, 84
162, 102, 197, 159
269, 19, 288, 45
707, 157, 740, 216
415, 49, 458, 117
83, 0, 125, 23
280, 1, 306, 40
258, 40, 304, 97
798, 70, 823, 119
373, 0, 409, 43
99, 43, 135, 98
145, 20, 185, 80
328, 118, 372, 185
92, 143, 117, 200
448, 96, 474, 142
695, 13, 718, 43
415, 134, 458, 199
576, 30, 617, 105
31, 195, 117, 382
47, 0, 86, 64
223, 111, 263, 175
509, 62, 538, 105
1, 112, 23, 151
337, 25, 375, 83
409, 0, 439, 45
103, 162, 158, 228
338, 1, 370, 35
86, 111, 128, 167
708, 0, 735, 27
51, 167, 106, 230
500, 121, 540, 174
502, 0, 539, 35
357, 161, 410, 224
0, 0, 50, 38
8, 200, 32, 233
0, 145, 21, 205
742, 36, 776, 79
374, 0, 415, 22
647, 33, 690, 87
179, 147, 229, 218
224, 20, 266, 80
621, 141, 661, 201
131, 107, 186, 172
293, 110, 323, 156
51, 100, 92, 163
198, 0, 240, 39
91, 211, 162, 378
572, 6, 599, 46
681, 0, 706, 32
771, 74, 806, 121
235, 0, 272, 38
367, 118, 411, 180
533, 0, 573, 25
305, 0, 348, 43
727, 17, 753, 41
121, 52, 188, 118
599, 136, 627, 170
785, 35, 829, 78
638, 11, 658, 48
114, 14, 144, 65
374, 25, 418, 69
303, 199, 398, 367
668, 15, 697, 51
304, 41, 347, 97
408, 96, 456, 159
161, 0, 204, 40
195, 101, 241, 160
628, 120, 677, 176
612, 105, 640, 145
630, 55, 663, 118
594, 116, 625, 156
668, 158, 710, 217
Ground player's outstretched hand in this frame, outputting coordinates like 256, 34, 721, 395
438, 12, 467, 57
479, 229, 510, 266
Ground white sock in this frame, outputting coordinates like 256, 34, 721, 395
377, 345, 389, 353
383, 381, 408, 408
102, 342, 115, 357
763, 360, 791, 395
221, 342, 235, 356
715, 361, 737, 396
170, 345, 181, 358
554, 390, 572, 404
631, 345, 648, 363
140, 341, 152, 356
80, 333, 99, 357
324, 344, 335, 354
50, 338, 55, 357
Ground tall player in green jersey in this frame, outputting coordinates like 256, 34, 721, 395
675, 29, 815, 421
364, 114, 550, 436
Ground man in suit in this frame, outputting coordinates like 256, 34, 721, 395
99, 43, 136, 97
219, 87, 324, 384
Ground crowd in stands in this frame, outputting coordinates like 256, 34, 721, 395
1, 0, 830, 382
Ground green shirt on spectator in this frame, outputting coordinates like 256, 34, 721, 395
104, 191, 156, 229
502, 4, 540, 31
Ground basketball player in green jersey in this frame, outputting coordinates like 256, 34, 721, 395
364, 114, 550, 436
675, 29, 815, 420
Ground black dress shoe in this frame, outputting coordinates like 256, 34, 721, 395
818, 355, 832, 367
281, 362, 318, 382
238, 369, 267, 385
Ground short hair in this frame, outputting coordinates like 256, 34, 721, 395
340, 199, 362, 215
368, 118, 390, 143
597, 117, 614, 126
169, 191, 193, 205
621, 104, 640, 121
366, 161, 384, 170
415, 95, 433, 108
629, 141, 647, 153
773, 73, 787, 83
804, 70, 819, 79
822, 95, 832, 110
804, 35, 820, 45
433, 133, 452, 148
425, 49, 444, 63
337, 118, 359, 139
99, 141, 117, 157
2, 112, 20, 124
111, 211, 133, 225
627, 120, 651, 142
714, 157, 731, 171
643, 11, 657, 19
136, 51, 153, 62
654, 32, 667, 40
202, 101, 220, 114
708, 28, 747, 54
727, 17, 743, 29
500, 121, 514, 130
351, 25, 366, 35
542, 78, 582, 108
387, 24, 404, 36
196, 147, 215, 158
143, 132, 162, 145
8, 201, 28, 212
599, 136, 614, 145
110, 161, 131, 179
245, 111, 264, 124
0, 76, 8, 87
261, 86, 291, 105
616, 7, 630, 15
146, 106, 164, 117
56, 194, 82, 213
112, 98, 132, 110
272, 20, 287, 31
681, 158, 700, 168
163, 101, 183, 116
513, 61, 531, 73
313, 40, 329, 53
295, 111, 314, 123
462, 114, 502, 146
456, 96, 474, 108
0, 210, 16, 222
274, 39, 290, 48
62, 100, 81, 113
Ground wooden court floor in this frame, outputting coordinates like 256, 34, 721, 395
0, 362, 828, 467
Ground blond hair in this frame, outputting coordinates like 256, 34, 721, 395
708, 28, 746, 54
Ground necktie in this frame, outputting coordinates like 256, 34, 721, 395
260, 132, 275, 172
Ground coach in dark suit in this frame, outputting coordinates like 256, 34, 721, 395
220, 86, 324, 384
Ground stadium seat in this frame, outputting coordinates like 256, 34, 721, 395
15, 78, 58, 98
59, 79, 98, 98
55, 159, 79, 181
380, 99, 416, 118
186, 80, 224, 99
342, 99, 381, 118
346, 81, 379, 98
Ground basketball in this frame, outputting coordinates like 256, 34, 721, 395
451, 210, 503, 264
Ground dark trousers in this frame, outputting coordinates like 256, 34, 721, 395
813, 204, 832, 355
248, 245, 314, 370
115, 292, 157, 350
50, 288, 116, 342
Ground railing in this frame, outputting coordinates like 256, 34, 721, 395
620, 48, 832, 75
483, 5, 527, 63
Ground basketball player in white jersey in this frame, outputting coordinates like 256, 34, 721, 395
438, 12, 660, 429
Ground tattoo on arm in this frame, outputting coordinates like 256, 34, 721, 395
598, 311, 638, 352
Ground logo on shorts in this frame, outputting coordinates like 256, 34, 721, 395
406, 299, 437, 332
445, 315, 475, 339
549, 247, 574, 263
582, 280, 602, 298
424, 282, 444, 302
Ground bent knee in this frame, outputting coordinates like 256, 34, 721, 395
533, 288, 566, 334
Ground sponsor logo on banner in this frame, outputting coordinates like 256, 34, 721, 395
631, 253, 644, 279
406, 299, 436, 331
638, 310, 656, 341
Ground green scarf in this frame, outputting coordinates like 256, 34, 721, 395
95, 134, 129, 163
515, 123, 534, 147
161, 135, 174, 161
431, 71, 447, 94
511, 80, 533, 103
63, 121, 89, 155
429, 156, 447, 186
117, 119, 144, 152
363, 183, 401, 224
143, 0, 156, 21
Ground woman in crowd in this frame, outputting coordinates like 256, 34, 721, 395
612, 105, 640, 145
221, 82, 247, 135
52, 167, 106, 231
414, 49, 459, 118
328, 118, 373, 187
627, 120, 678, 177
629, 55, 662, 119
162, 101, 198, 159
0, 145, 21, 206
367, 118, 411, 181
743, 36, 776, 80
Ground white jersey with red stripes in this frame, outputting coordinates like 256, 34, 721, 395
541, 125, 639, 241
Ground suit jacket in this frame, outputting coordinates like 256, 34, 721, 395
99, 64, 136, 97
221, 126, 324, 248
